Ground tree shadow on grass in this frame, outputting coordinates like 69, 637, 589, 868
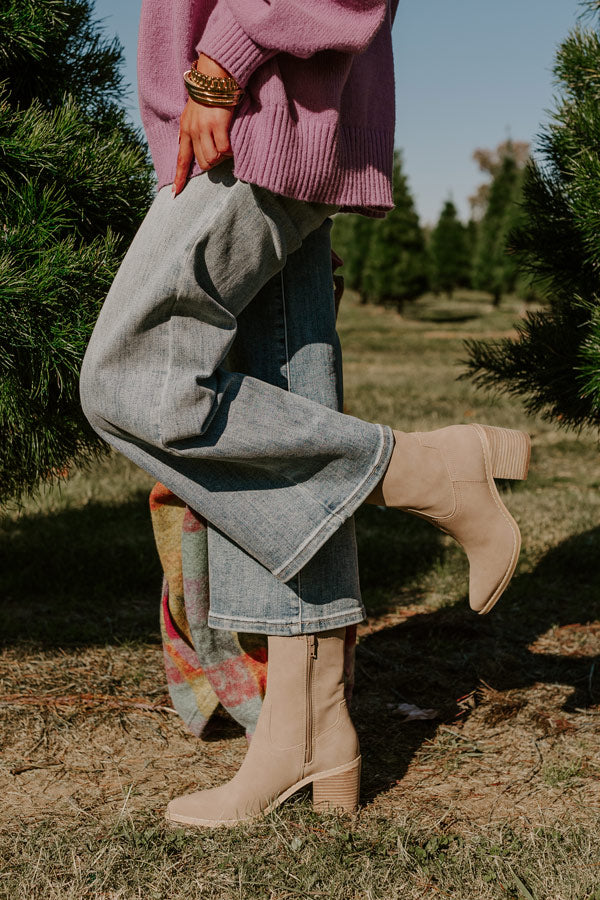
355, 526, 600, 803
353, 505, 446, 614
0, 493, 162, 647
0, 500, 447, 649
410, 311, 481, 325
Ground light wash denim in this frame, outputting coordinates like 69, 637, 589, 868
79, 160, 394, 634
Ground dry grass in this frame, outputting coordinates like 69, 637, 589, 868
1, 289, 599, 899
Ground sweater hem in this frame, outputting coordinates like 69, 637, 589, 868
147, 108, 394, 218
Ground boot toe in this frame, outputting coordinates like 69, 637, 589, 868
165, 786, 248, 827
439, 478, 521, 614
466, 504, 521, 614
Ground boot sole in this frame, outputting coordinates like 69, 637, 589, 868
473, 424, 531, 615
165, 756, 362, 828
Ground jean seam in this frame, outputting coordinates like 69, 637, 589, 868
280, 268, 304, 630
280, 270, 292, 391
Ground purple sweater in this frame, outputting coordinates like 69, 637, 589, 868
137, 1, 398, 217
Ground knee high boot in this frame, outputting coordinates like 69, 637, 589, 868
165, 627, 361, 827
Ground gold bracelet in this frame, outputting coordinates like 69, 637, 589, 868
186, 92, 241, 107
190, 59, 241, 93
184, 86, 242, 107
187, 74, 242, 95
187, 92, 241, 106
184, 80, 243, 101
187, 72, 239, 92
183, 71, 244, 108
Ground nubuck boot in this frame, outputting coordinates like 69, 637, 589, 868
369, 423, 531, 614
165, 627, 360, 827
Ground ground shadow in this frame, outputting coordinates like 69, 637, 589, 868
0, 499, 446, 648
355, 526, 600, 802
0, 493, 162, 646
409, 311, 482, 325
354, 506, 445, 614
3, 489, 598, 812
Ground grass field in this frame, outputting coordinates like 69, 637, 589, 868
1, 289, 599, 899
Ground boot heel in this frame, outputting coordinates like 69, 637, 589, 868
478, 425, 531, 481
312, 759, 361, 814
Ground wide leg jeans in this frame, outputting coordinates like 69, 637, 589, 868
79, 161, 394, 634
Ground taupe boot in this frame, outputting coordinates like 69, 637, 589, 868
165, 627, 361, 827
372, 423, 531, 614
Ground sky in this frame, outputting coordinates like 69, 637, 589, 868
94, 0, 584, 225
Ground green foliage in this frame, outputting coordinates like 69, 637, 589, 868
464, 1, 600, 430
472, 149, 525, 306
429, 199, 471, 297
0, 1, 154, 504
331, 213, 376, 300
331, 151, 428, 310
362, 150, 429, 311
0, 0, 124, 114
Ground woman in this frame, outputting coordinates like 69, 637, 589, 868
79, 0, 530, 827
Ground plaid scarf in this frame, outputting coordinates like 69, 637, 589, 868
150, 482, 356, 738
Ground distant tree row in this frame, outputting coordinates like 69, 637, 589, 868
332, 141, 530, 311
331, 151, 428, 313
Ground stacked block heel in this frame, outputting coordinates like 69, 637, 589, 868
478, 425, 531, 481
312, 759, 361, 813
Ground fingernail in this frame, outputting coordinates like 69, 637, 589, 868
172, 184, 177, 198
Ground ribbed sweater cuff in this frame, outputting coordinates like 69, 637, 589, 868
196, 2, 276, 87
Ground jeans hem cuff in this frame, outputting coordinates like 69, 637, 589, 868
207, 606, 366, 635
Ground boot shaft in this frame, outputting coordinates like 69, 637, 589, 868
264, 628, 359, 774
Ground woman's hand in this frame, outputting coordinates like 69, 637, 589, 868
173, 54, 236, 196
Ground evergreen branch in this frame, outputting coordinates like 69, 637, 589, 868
464, 5, 600, 433
0, 1, 154, 503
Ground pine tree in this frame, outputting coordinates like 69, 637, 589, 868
472, 149, 525, 306
331, 213, 377, 302
429, 199, 471, 297
464, 1, 600, 430
0, 0, 154, 504
362, 150, 428, 312
464, 218, 478, 285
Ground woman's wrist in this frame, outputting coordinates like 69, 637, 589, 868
194, 52, 233, 81
183, 53, 243, 108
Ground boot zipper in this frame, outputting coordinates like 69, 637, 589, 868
304, 635, 317, 766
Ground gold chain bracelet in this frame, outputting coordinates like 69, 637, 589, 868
183, 61, 244, 108
190, 60, 242, 93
